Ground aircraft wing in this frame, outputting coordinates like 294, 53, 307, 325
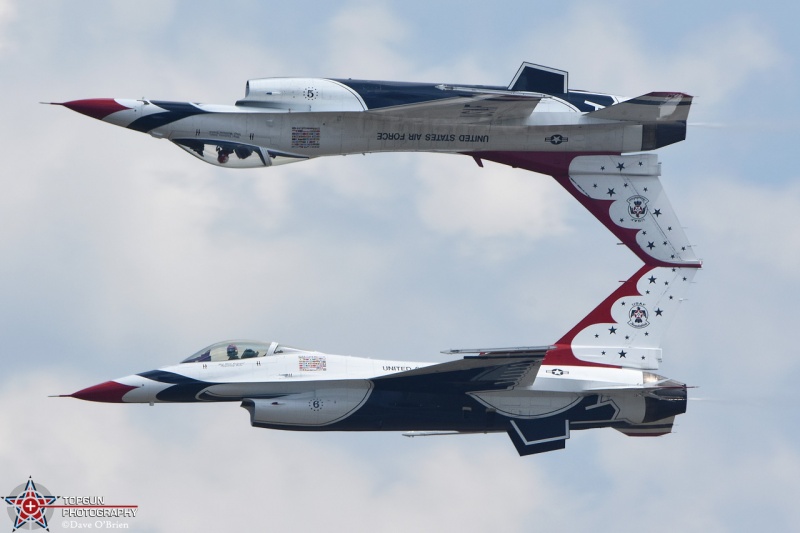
373, 346, 551, 392
367, 94, 541, 124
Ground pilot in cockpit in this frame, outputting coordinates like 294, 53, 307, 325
216, 146, 232, 164
226, 344, 239, 359
241, 348, 259, 359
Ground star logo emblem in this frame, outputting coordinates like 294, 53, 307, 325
4, 478, 58, 531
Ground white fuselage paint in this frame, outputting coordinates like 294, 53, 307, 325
101, 78, 641, 168
159, 109, 641, 159
113, 349, 658, 429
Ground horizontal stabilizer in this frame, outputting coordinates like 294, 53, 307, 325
587, 92, 692, 123
368, 94, 541, 124
556, 154, 700, 267
584, 382, 685, 394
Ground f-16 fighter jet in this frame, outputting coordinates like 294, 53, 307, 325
52, 63, 698, 267
63, 265, 697, 457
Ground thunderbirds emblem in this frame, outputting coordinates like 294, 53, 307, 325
627, 303, 650, 329
627, 195, 649, 220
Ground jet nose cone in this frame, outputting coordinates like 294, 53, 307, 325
69, 380, 137, 403
55, 98, 132, 121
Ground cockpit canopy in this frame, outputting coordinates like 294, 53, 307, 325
181, 340, 293, 363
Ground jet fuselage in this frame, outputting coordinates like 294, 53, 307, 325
57, 63, 691, 172
68, 336, 687, 455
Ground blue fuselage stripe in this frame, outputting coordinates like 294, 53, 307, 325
127, 101, 209, 133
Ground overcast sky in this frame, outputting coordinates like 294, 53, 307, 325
2, 1, 799, 531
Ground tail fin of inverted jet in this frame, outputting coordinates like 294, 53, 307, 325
554, 153, 701, 267
466, 153, 699, 267
544, 264, 698, 370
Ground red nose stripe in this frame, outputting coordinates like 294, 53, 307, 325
58, 99, 130, 121
70, 381, 137, 403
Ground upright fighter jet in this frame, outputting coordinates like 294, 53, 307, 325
52, 62, 698, 266
63, 264, 697, 457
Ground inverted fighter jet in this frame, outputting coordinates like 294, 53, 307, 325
52, 63, 698, 267
63, 265, 697, 457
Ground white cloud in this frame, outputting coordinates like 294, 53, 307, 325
0, 0, 16, 54
413, 155, 571, 242
589, 415, 800, 532
324, 2, 414, 79
688, 177, 800, 274
286, 151, 414, 211
2, 2, 800, 531
522, 6, 784, 106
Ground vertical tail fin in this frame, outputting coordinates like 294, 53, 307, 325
554, 154, 701, 267
544, 265, 698, 370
